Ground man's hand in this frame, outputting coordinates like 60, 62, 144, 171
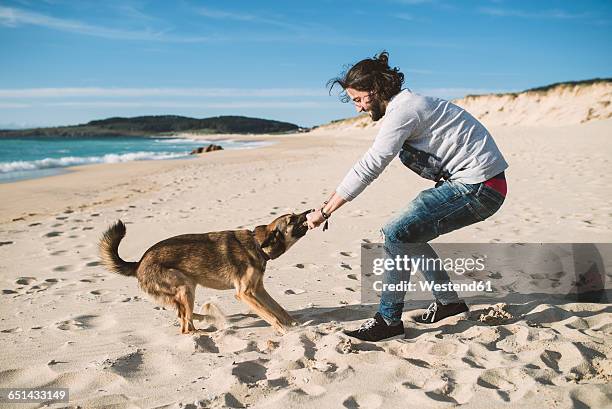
306, 209, 326, 229
306, 192, 346, 230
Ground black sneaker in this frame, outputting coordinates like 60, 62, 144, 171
414, 301, 469, 324
344, 312, 405, 342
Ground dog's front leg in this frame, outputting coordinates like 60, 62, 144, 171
236, 290, 290, 334
255, 286, 298, 327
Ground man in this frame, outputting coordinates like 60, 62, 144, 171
306, 51, 508, 342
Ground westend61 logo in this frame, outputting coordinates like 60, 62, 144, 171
360, 243, 610, 304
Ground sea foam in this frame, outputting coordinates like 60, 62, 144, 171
0, 151, 187, 173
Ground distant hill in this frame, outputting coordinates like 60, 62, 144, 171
453, 78, 611, 126
0, 115, 301, 138
315, 78, 612, 130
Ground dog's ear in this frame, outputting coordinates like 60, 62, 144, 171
261, 228, 286, 260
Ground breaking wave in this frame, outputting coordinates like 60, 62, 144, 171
0, 151, 188, 173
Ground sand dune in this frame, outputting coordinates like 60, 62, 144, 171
0, 93, 611, 407
454, 79, 612, 127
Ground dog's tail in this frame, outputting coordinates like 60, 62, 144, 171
99, 220, 138, 277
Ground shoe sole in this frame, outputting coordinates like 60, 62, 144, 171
343, 332, 406, 342
384, 333, 406, 341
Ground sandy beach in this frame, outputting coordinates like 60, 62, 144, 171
1, 115, 611, 408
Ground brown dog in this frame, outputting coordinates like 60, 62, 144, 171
98, 210, 311, 334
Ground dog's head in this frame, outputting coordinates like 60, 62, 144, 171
255, 209, 311, 260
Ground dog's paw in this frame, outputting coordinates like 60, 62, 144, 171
276, 320, 299, 335
275, 326, 289, 335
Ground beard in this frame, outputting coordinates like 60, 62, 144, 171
368, 97, 387, 121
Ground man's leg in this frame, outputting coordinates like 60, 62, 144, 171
346, 180, 504, 340
377, 240, 413, 325
379, 183, 469, 314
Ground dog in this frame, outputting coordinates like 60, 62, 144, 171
98, 210, 311, 334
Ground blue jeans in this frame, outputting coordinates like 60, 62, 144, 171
378, 179, 506, 324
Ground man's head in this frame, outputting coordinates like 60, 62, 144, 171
327, 51, 404, 121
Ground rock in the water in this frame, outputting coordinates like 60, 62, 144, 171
190, 144, 224, 155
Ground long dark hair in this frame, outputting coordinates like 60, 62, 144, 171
327, 51, 405, 103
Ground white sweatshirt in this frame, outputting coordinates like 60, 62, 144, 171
336, 89, 508, 201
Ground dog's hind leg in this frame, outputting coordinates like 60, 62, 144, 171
175, 284, 196, 334
175, 300, 185, 318
139, 265, 196, 334
174, 300, 188, 333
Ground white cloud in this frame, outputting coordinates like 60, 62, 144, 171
197, 7, 324, 36
0, 87, 328, 98
196, 7, 296, 31
0, 5, 363, 46
197, 7, 258, 22
0, 120, 33, 129
404, 68, 435, 75
392, 0, 435, 4
0, 87, 513, 108
479, 7, 591, 20
405, 69, 520, 77
0, 6, 213, 42
0, 87, 338, 114
0, 102, 31, 108
416, 87, 510, 99
0, 6, 461, 46
0, 86, 333, 108
394, 13, 415, 21
42, 101, 334, 109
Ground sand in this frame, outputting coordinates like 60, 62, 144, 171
0, 117, 611, 408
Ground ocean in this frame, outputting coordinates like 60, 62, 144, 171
0, 136, 272, 183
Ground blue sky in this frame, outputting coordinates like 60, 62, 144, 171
0, 0, 610, 129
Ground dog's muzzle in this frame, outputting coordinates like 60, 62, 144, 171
293, 210, 312, 237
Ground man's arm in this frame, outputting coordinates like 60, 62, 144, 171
307, 105, 419, 229
306, 192, 347, 229
335, 110, 418, 202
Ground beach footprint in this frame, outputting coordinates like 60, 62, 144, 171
52, 265, 74, 273
15, 277, 37, 286
25, 278, 62, 294
55, 314, 115, 331
284, 288, 306, 295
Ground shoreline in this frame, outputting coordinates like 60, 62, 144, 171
0, 132, 278, 203
0, 132, 303, 225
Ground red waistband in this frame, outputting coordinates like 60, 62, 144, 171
483, 172, 507, 196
